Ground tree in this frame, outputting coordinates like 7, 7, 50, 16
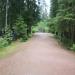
50, 0, 58, 18
14, 16, 27, 40
0, 0, 41, 39
49, 0, 75, 47
24, 0, 40, 36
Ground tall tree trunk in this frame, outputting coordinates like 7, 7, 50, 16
5, 0, 9, 32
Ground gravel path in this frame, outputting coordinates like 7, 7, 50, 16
0, 33, 75, 75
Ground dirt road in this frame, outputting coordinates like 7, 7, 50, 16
0, 33, 75, 75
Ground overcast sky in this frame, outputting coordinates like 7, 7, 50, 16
45, 0, 51, 14
36, 0, 51, 15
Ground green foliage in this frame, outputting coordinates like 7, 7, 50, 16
32, 26, 39, 33
38, 21, 49, 32
0, 0, 40, 38
0, 26, 12, 48
0, 0, 41, 55
48, 20, 55, 33
71, 44, 75, 51
14, 16, 27, 41
50, 0, 58, 17
61, 37, 72, 47
50, 0, 75, 49
0, 38, 9, 48
48, 17, 58, 33
32, 20, 49, 33
4, 26, 13, 43
49, 15, 75, 46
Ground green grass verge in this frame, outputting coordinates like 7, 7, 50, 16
0, 42, 20, 58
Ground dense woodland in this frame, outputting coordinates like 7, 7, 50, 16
49, 0, 75, 50
0, 0, 75, 51
0, 0, 41, 48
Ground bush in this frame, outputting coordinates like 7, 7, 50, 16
32, 26, 39, 33
0, 38, 9, 48
48, 19, 56, 33
4, 26, 13, 43
33, 21, 49, 33
20, 35, 28, 42
61, 37, 72, 47
71, 44, 75, 51
49, 16, 63, 34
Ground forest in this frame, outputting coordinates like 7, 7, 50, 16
0, 0, 75, 51
49, 0, 75, 50
0, 0, 40, 49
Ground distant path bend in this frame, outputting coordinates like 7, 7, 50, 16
0, 33, 75, 75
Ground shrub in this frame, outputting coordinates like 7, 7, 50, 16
20, 35, 28, 42
48, 20, 56, 33
0, 38, 9, 48
32, 26, 39, 33
4, 26, 13, 43
71, 44, 75, 51
48, 16, 60, 34
33, 21, 49, 33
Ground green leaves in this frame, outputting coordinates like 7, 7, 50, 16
14, 16, 27, 41
0, 38, 9, 48
50, 0, 75, 49
0, 0, 40, 48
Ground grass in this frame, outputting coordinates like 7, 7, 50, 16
0, 41, 20, 58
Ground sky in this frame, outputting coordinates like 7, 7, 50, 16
45, 0, 50, 7
45, 0, 51, 14
36, 0, 51, 15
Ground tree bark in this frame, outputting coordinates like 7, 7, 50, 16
5, 0, 9, 32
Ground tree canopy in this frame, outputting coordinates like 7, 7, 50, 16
49, 0, 75, 49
